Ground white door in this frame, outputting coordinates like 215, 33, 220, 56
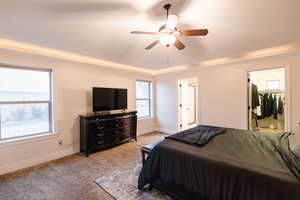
187, 84, 196, 125
178, 80, 197, 131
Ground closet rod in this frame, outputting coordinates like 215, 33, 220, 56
259, 89, 284, 94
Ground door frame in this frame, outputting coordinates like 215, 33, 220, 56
187, 83, 197, 125
246, 65, 291, 132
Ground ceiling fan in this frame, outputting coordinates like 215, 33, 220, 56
131, 4, 208, 50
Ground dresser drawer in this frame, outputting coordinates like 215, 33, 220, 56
97, 118, 135, 130
89, 126, 133, 139
88, 135, 126, 147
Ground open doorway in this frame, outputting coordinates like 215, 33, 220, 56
248, 68, 287, 134
178, 78, 197, 131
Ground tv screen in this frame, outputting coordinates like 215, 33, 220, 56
93, 87, 127, 112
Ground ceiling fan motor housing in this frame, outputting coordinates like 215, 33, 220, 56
163, 4, 172, 11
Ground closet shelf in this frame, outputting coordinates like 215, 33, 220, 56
259, 89, 284, 94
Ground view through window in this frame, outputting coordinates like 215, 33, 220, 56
0, 67, 53, 140
136, 80, 152, 118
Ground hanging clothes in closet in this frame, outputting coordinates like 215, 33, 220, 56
258, 93, 282, 120
273, 95, 278, 120
256, 91, 284, 130
268, 93, 274, 117
251, 84, 260, 109
278, 97, 284, 115
251, 81, 284, 130
251, 84, 260, 128
262, 93, 269, 117
262, 93, 270, 117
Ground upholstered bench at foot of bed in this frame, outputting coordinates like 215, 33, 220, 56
141, 141, 161, 165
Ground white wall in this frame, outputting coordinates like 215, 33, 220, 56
0, 50, 156, 175
156, 53, 300, 141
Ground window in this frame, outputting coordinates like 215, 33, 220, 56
136, 80, 152, 118
267, 80, 280, 90
0, 66, 53, 141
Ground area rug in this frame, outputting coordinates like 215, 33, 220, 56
95, 160, 171, 200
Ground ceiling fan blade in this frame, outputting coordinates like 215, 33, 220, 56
174, 39, 185, 50
131, 31, 159, 35
180, 29, 208, 36
166, 14, 178, 29
145, 40, 160, 50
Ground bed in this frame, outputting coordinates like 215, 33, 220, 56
138, 125, 300, 200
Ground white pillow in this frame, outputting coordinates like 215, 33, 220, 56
292, 145, 300, 157
289, 134, 300, 157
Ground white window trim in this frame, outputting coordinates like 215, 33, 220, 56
0, 65, 54, 142
0, 132, 57, 148
136, 80, 152, 119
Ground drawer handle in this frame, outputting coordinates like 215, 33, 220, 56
98, 140, 104, 145
97, 133, 104, 137
98, 126, 104, 129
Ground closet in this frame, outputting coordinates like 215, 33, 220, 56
248, 68, 286, 133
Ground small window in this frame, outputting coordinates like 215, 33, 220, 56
0, 66, 53, 141
136, 80, 152, 118
267, 80, 280, 90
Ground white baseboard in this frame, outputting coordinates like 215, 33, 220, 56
138, 128, 156, 136
138, 131, 153, 136
156, 127, 177, 135
0, 148, 78, 176
0, 127, 174, 176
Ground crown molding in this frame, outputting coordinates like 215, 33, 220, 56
0, 38, 155, 75
153, 44, 300, 75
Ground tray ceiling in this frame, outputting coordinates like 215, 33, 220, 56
0, 0, 299, 71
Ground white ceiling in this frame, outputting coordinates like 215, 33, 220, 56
0, 0, 299, 70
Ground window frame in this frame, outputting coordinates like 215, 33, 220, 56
136, 80, 152, 119
0, 65, 54, 141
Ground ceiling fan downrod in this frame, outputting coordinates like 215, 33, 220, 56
163, 4, 172, 18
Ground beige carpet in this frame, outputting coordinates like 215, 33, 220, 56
0, 132, 166, 200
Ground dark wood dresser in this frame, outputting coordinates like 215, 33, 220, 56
79, 111, 137, 156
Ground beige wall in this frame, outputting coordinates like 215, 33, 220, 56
0, 50, 156, 175
2, 49, 300, 176
156, 53, 300, 142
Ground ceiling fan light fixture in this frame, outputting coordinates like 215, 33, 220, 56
159, 34, 176, 46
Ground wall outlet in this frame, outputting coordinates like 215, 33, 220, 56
58, 139, 63, 146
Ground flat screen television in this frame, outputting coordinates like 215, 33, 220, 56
93, 87, 127, 112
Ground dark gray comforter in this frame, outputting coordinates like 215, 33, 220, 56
166, 125, 226, 147
138, 127, 300, 200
